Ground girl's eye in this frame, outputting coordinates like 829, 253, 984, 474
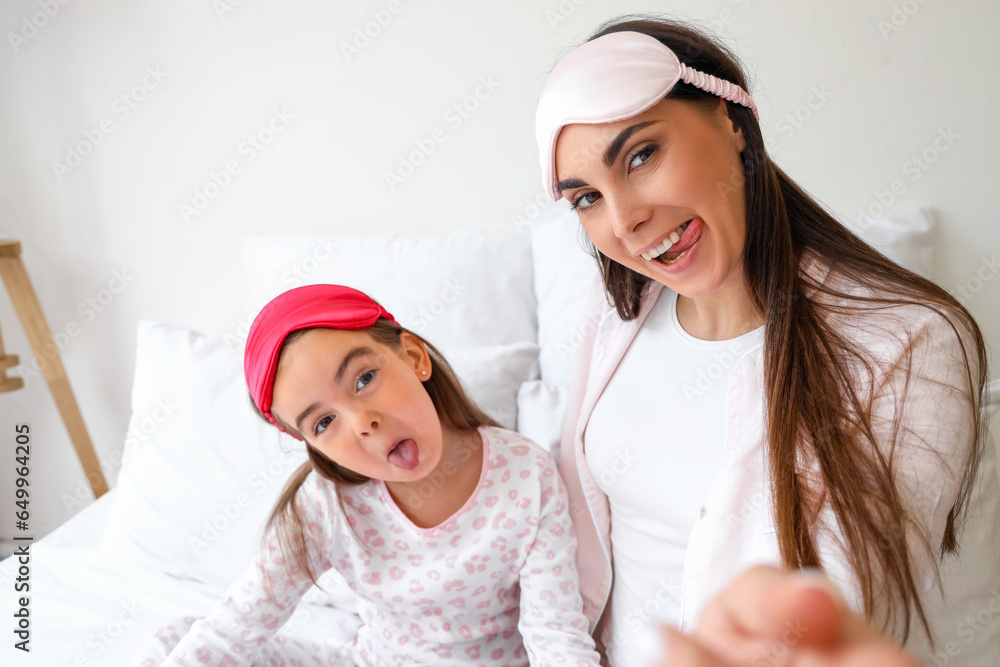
311, 368, 377, 437
314, 415, 333, 436
628, 143, 657, 170
570, 191, 600, 212
357, 370, 376, 391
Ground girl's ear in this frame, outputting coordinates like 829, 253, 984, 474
398, 332, 432, 379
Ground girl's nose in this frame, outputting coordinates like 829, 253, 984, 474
355, 412, 380, 436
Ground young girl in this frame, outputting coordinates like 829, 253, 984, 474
129, 283, 601, 667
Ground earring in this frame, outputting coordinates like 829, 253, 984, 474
421, 371, 427, 376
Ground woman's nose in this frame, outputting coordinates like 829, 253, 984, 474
606, 192, 649, 238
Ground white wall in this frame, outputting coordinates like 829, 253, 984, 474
0, 0, 997, 551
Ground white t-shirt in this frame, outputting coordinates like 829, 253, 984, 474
584, 288, 764, 661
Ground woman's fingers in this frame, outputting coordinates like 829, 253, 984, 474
650, 624, 922, 667
638, 566, 920, 667
690, 565, 880, 662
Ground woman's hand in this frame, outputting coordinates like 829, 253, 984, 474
645, 565, 920, 666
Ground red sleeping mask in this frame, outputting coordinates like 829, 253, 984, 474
243, 284, 396, 439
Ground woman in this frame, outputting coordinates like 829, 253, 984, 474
534, 16, 990, 666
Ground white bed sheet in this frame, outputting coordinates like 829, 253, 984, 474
0, 489, 362, 667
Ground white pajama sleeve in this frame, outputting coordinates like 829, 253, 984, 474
518, 456, 602, 666
156, 484, 336, 666
869, 308, 980, 588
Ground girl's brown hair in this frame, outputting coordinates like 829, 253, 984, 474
249, 317, 500, 607
578, 15, 988, 644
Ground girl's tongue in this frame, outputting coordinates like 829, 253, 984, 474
387, 439, 420, 470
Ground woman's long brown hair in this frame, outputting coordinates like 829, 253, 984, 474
248, 318, 499, 607
580, 15, 988, 644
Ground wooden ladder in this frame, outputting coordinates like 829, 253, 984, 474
0, 240, 108, 498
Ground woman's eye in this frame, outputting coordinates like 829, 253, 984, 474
314, 415, 333, 436
357, 370, 376, 391
570, 191, 600, 212
628, 144, 656, 170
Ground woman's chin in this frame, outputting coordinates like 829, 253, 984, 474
638, 253, 734, 301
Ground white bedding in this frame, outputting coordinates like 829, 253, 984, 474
0, 488, 362, 666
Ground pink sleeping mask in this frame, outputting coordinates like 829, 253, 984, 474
535, 30, 759, 202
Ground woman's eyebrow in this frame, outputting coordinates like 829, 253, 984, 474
557, 177, 588, 193
602, 120, 657, 167
293, 346, 374, 432
556, 120, 660, 194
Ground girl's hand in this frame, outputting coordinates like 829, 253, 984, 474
643, 565, 920, 667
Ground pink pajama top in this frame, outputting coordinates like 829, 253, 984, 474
157, 426, 601, 666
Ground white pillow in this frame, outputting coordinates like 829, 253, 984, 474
241, 225, 537, 351
515, 380, 568, 453
529, 201, 600, 388
101, 321, 539, 609
846, 205, 935, 280
444, 343, 540, 431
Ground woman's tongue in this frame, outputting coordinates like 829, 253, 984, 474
658, 217, 702, 262
387, 439, 420, 471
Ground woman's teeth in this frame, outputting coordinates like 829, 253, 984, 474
641, 220, 691, 261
